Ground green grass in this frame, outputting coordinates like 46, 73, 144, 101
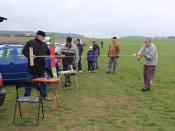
1, 38, 175, 131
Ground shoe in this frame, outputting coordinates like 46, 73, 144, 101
141, 88, 150, 92
107, 71, 110, 73
68, 79, 71, 83
78, 70, 82, 73
42, 96, 52, 101
95, 67, 99, 69
92, 71, 95, 73
88, 71, 91, 72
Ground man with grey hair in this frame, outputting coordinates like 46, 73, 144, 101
137, 38, 158, 92
22, 30, 51, 100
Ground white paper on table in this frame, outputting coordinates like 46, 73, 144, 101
58, 70, 76, 74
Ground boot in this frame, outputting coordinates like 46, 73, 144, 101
68, 78, 71, 83
65, 78, 70, 86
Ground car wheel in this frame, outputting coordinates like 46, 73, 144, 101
44, 69, 52, 78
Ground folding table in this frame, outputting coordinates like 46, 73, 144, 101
33, 78, 60, 112
58, 70, 78, 91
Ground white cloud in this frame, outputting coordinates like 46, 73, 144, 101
0, 0, 175, 38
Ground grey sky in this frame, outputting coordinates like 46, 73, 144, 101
0, 0, 175, 38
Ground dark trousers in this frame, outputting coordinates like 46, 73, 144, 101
63, 64, 72, 78
88, 61, 94, 71
143, 65, 156, 89
78, 57, 82, 71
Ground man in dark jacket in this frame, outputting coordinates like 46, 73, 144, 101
22, 30, 51, 100
76, 39, 84, 73
92, 41, 100, 69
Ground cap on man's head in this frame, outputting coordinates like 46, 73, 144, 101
111, 36, 117, 39
90, 46, 93, 49
66, 36, 72, 43
92, 41, 95, 44
37, 30, 46, 37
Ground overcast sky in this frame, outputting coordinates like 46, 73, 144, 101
0, 0, 175, 38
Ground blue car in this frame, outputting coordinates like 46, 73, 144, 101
0, 44, 61, 82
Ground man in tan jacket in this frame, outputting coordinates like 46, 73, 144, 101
107, 37, 121, 74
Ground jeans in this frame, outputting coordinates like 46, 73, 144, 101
24, 73, 48, 98
93, 56, 99, 68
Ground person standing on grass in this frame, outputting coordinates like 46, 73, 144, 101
76, 38, 84, 73
92, 41, 100, 69
86, 46, 95, 73
60, 36, 79, 86
137, 38, 158, 92
107, 37, 120, 74
101, 41, 104, 48
22, 30, 51, 100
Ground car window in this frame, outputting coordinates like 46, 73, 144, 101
17, 47, 27, 60
0, 48, 14, 61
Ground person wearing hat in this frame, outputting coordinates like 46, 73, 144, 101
86, 46, 95, 73
22, 30, 51, 100
107, 37, 121, 74
60, 36, 79, 86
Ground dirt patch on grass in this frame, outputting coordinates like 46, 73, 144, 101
0, 37, 90, 44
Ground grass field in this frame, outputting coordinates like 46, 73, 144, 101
0, 37, 175, 131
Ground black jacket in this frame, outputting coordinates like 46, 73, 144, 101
93, 44, 100, 56
22, 38, 50, 74
77, 43, 84, 56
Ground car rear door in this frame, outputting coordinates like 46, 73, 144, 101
15, 46, 28, 80
0, 46, 16, 81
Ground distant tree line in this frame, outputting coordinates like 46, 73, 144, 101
155, 36, 175, 39
0, 30, 84, 38
167, 36, 175, 39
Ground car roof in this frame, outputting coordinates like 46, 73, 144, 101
46, 42, 64, 45
0, 44, 25, 48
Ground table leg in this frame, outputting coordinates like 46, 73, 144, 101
75, 74, 78, 91
51, 82, 59, 112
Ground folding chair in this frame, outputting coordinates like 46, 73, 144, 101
14, 81, 44, 126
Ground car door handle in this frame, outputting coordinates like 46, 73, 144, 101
9, 62, 15, 65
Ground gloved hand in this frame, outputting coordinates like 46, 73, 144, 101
108, 54, 109, 57
117, 56, 119, 58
